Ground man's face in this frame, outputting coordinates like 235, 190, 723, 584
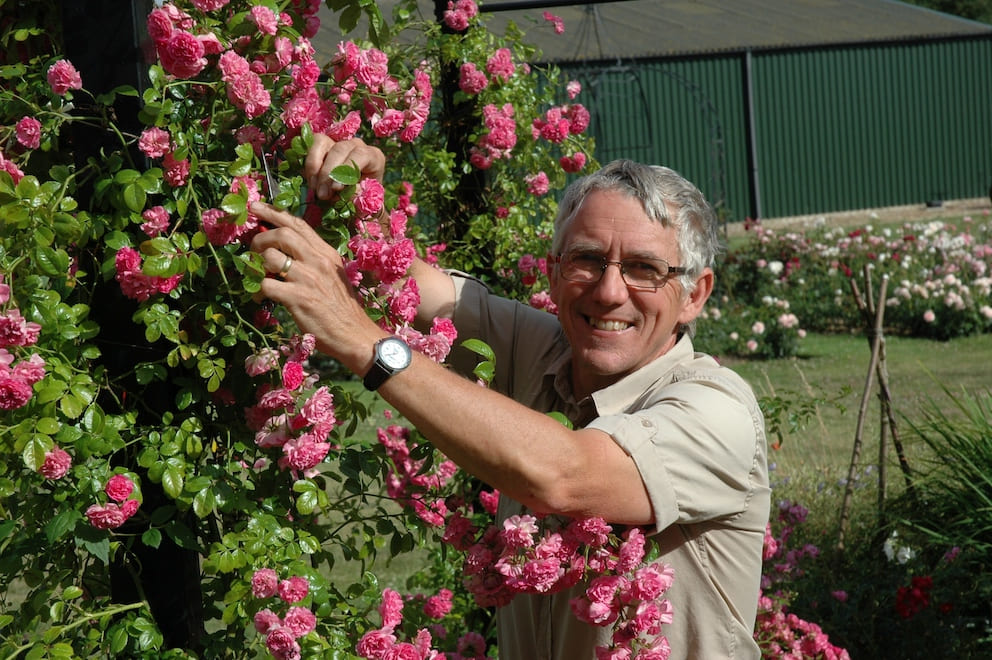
549, 189, 709, 398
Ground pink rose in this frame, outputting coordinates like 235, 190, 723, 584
141, 206, 171, 237
85, 502, 135, 530
0, 150, 25, 184
354, 178, 385, 218
0, 375, 33, 410
378, 588, 404, 629
458, 62, 488, 95
249, 5, 279, 34
159, 30, 207, 79
253, 608, 281, 633
251, 568, 279, 598
278, 434, 331, 473
281, 361, 305, 390
282, 606, 317, 638
525, 171, 550, 196
47, 60, 83, 95
278, 576, 309, 604
423, 589, 453, 619
39, 446, 72, 480
486, 48, 515, 81
356, 629, 397, 658
138, 127, 171, 159
163, 152, 190, 187
265, 628, 301, 660
191, 0, 230, 10
15, 117, 42, 150
105, 474, 135, 502
146, 8, 174, 43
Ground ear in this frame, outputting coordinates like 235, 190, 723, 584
677, 267, 714, 325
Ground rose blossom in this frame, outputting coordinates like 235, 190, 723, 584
282, 606, 317, 638
47, 60, 83, 95
105, 474, 135, 502
138, 127, 171, 159
356, 629, 397, 658
253, 608, 281, 633
15, 117, 42, 150
141, 206, 170, 237
85, 500, 139, 530
158, 30, 207, 79
278, 576, 309, 603
251, 568, 279, 598
39, 446, 72, 480
265, 627, 301, 660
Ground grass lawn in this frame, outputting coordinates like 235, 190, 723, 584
722, 331, 992, 475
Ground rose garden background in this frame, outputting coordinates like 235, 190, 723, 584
1, 1, 991, 658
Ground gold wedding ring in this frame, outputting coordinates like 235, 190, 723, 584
278, 255, 293, 278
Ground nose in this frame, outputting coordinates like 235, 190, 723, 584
592, 261, 630, 304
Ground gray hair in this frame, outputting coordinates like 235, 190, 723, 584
551, 159, 723, 335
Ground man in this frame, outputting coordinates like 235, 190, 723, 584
250, 135, 770, 659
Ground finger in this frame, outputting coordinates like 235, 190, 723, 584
303, 134, 335, 187
309, 138, 386, 200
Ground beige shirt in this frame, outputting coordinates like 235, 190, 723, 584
448, 273, 770, 660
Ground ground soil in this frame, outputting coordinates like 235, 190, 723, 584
726, 196, 991, 238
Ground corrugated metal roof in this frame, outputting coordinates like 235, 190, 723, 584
313, 0, 992, 62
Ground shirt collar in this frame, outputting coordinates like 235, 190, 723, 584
544, 334, 696, 422
592, 334, 695, 416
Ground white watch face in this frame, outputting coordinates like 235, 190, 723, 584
380, 339, 410, 369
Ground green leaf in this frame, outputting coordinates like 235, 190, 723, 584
460, 338, 496, 361
296, 489, 317, 516
45, 509, 82, 544
162, 465, 184, 499
329, 163, 361, 186
36, 416, 61, 435
22, 434, 51, 471
142, 528, 162, 549
62, 586, 84, 600
75, 526, 111, 565
59, 393, 84, 419
221, 192, 246, 216
110, 626, 129, 654
472, 360, 495, 384
192, 488, 215, 518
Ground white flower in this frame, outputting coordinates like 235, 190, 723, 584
768, 260, 784, 275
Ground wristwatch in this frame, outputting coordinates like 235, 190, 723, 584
362, 336, 412, 391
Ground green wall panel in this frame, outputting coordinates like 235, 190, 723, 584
561, 35, 992, 221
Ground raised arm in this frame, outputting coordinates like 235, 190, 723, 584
248, 203, 655, 526
302, 134, 456, 325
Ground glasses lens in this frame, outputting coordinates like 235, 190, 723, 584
620, 258, 669, 289
559, 253, 671, 289
561, 253, 603, 282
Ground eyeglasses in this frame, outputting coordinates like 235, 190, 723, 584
554, 251, 686, 290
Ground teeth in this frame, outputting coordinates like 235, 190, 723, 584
589, 317, 630, 331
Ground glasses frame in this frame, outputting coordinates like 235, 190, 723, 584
554, 251, 687, 291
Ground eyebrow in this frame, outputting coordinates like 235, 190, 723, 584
564, 242, 668, 261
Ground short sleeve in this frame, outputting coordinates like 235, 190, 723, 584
586, 377, 765, 534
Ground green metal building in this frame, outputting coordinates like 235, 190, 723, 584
316, 0, 992, 221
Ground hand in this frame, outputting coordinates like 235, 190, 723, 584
304, 134, 386, 202
249, 201, 384, 373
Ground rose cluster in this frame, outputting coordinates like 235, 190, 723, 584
85, 474, 142, 530
357, 587, 489, 660
251, 568, 317, 660
244, 333, 339, 477
0, 274, 45, 411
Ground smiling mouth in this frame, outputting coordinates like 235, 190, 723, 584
586, 316, 632, 332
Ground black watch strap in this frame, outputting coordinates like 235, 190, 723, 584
362, 337, 411, 391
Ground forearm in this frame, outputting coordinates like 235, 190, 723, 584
374, 351, 654, 524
